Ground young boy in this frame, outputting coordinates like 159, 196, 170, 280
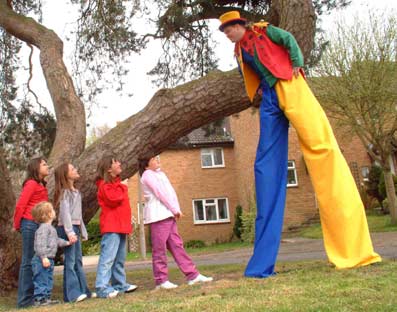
31, 201, 70, 306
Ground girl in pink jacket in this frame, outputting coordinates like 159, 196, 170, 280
139, 156, 213, 289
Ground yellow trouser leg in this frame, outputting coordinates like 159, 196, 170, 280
275, 74, 381, 268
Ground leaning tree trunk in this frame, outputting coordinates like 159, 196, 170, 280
0, 148, 20, 293
0, 0, 316, 291
76, 69, 253, 221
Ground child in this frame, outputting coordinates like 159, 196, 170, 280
54, 162, 95, 303
95, 155, 138, 298
138, 156, 213, 289
31, 201, 70, 307
13, 157, 49, 308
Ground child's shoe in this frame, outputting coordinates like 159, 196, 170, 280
155, 281, 178, 290
75, 294, 87, 302
46, 298, 60, 305
125, 285, 138, 293
187, 274, 213, 285
89, 292, 97, 299
107, 290, 119, 298
33, 298, 49, 307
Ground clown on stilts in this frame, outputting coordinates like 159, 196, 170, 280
218, 11, 381, 278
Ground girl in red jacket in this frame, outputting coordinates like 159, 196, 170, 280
94, 155, 137, 298
13, 156, 49, 308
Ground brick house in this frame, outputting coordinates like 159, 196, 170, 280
127, 108, 373, 244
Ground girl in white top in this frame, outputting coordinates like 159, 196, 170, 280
139, 156, 213, 289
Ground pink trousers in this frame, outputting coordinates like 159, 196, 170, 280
150, 217, 199, 285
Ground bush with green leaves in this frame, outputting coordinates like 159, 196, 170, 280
233, 205, 243, 240
241, 197, 257, 244
379, 173, 397, 199
82, 217, 101, 256
184, 240, 205, 249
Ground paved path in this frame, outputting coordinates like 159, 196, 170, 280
54, 232, 397, 274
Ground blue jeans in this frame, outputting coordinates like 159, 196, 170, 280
17, 218, 39, 308
244, 81, 289, 278
57, 225, 92, 302
31, 255, 54, 301
95, 233, 131, 297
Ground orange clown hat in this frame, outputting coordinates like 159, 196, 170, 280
219, 11, 247, 32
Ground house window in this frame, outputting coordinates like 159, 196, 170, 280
192, 198, 230, 224
201, 148, 225, 168
361, 166, 370, 182
287, 160, 298, 187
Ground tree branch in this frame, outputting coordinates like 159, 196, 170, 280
26, 43, 44, 110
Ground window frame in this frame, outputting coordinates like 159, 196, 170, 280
287, 160, 298, 187
192, 197, 230, 224
200, 148, 225, 168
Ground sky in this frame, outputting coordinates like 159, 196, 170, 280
15, 0, 397, 133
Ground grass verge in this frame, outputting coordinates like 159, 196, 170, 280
1, 260, 396, 312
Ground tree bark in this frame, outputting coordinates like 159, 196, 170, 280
269, 0, 316, 61
384, 170, 397, 224
0, 148, 21, 294
0, 0, 86, 166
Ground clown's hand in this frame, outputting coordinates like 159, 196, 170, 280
293, 67, 301, 78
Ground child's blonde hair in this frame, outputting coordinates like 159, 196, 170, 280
31, 201, 54, 223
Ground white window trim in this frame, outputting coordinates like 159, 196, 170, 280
287, 160, 298, 187
192, 197, 230, 224
201, 148, 225, 168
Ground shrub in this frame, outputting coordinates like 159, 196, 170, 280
82, 217, 101, 256
241, 197, 256, 243
233, 205, 243, 240
378, 172, 397, 199
365, 165, 385, 209
184, 240, 205, 249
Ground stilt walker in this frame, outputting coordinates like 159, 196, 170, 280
218, 11, 381, 278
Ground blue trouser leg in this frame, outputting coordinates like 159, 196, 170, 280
244, 82, 289, 278
95, 233, 125, 298
17, 219, 39, 308
31, 255, 54, 301
110, 234, 131, 292
57, 225, 91, 302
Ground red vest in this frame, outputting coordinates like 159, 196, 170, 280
235, 23, 294, 101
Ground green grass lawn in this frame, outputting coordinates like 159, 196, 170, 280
299, 214, 397, 239
1, 260, 396, 311
126, 241, 251, 261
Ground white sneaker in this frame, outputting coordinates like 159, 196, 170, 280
125, 284, 138, 293
155, 281, 178, 290
107, 290, 119, 298
188, 274, 213, 286
90, 292, 97, 299
76, 294, 87, 302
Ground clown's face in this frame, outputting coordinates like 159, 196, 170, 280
223, 24, 246, 43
